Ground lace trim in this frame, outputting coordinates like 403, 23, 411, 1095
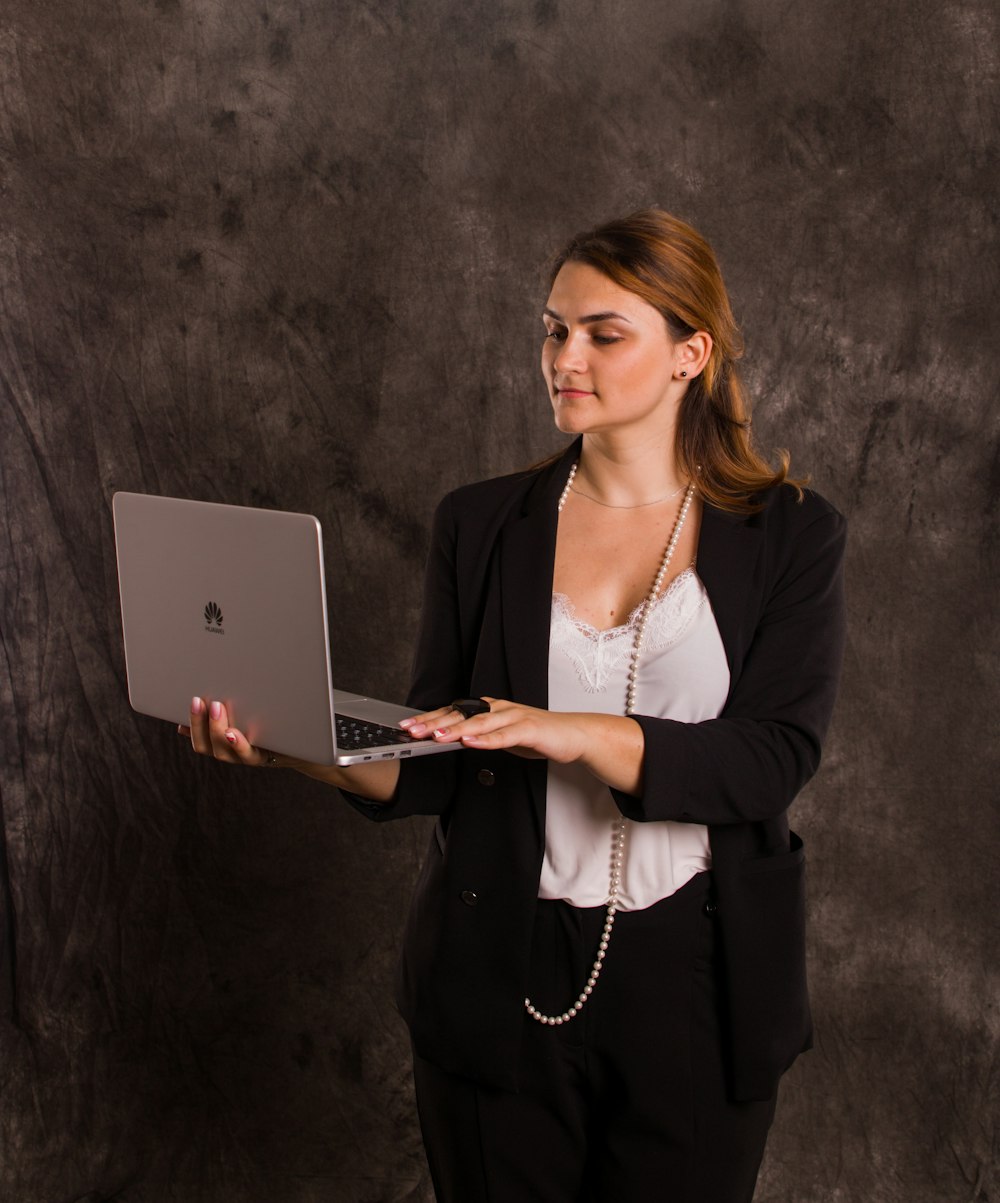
551, 569, 705, 693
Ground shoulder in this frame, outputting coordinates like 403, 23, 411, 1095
701, 484, 846, 589
748, 485, 848, 591
444, 465, 545, 517
746, 483, 846, 544
432, 448, 576, 536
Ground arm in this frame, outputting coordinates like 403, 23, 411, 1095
412, 499, 846, 824
403, 701, 645, 795
612, 505, 848, 825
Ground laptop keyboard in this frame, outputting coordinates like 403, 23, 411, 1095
335, 713, 419, 751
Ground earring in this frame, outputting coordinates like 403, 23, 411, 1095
680, 370, 688, 378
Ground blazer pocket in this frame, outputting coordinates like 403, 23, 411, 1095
716, 830, 812, 1101
741, 830, 806, 874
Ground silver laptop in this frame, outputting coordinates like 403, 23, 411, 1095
112, 492, 461, 766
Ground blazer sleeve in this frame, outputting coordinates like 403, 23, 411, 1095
341, 492, 466, 823
611, 501, 847, 826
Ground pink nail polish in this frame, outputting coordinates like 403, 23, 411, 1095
434, 728, 449, 737
225, 731, 237, 745
209, 701, 221, 720
191, 697, 204, 715
399, 718, 414, 729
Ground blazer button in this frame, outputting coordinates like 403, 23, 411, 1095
460, 890, 478, 907
702, 900, 718, 918
477, 769, 495, 787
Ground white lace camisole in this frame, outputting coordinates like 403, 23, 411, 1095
540, 568, 731, 910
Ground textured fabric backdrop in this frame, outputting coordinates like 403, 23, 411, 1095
1, 0, 997, 1199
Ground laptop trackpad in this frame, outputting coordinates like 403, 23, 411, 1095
334, 692, 419, 727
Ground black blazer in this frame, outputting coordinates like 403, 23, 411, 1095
349, 439, 847, 1102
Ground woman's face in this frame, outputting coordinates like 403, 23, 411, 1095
541, 261, 688, 440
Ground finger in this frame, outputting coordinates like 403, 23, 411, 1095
188, 696, 213, 755
429, 708, 495, 741
205, 697, 234, 755
402, 706, 475, 738
433, 703, 512, 744
404, 696, 505, 737
206, 699, 259, 762
221, 725, 271, 767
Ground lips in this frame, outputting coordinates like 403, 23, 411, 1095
555, 384, 593, 398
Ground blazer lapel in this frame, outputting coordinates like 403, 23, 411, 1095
499, 443, 579, 709
696, 503, 763, 684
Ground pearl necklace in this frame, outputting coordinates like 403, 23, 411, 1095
524, 459, 694, 1027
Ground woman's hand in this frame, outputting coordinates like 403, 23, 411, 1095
179, 696, 400, 802
400, 698, 645, 794
402, 698, 584, 762
179, 696, 275, 767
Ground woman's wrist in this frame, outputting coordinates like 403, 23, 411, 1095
291, 757, 400, 803
573, 712, 645, 795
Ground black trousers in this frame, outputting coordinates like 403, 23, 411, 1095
413, 872, 777, 1203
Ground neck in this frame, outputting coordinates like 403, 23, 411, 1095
575, 434, 687, 507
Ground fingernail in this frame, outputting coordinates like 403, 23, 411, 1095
434, 728, 449, 737
408, 722, 427, 735
399, 718, 414, 728
225, 731, 237, 745
191, 697, 204, 715
209, 701, 221, 720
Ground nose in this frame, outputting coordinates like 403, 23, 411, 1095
551, 330, 587, 376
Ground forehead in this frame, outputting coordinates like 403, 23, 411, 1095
545, 261, 662, 327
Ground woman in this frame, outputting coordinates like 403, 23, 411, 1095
185, 209, 847, 1202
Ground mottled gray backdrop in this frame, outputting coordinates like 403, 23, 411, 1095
1, 0, 997, 1199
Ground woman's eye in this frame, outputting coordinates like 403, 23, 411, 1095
544, 329, 566, 342
592, 334, 623, 345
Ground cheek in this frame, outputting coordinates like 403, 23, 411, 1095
621, 355, 667, 396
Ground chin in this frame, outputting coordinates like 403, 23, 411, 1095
551, 401, 592, 435
553, 416, 588, 436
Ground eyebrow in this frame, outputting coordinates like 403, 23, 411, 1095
542, 307, 634, 325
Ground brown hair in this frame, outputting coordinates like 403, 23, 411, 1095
548, 208, 805, 512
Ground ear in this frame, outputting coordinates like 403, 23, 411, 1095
676, 331, 713, 380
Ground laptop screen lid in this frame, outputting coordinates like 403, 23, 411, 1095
113, 491, 343, 763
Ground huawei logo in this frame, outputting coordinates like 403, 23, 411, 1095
204, 601, 224, 627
